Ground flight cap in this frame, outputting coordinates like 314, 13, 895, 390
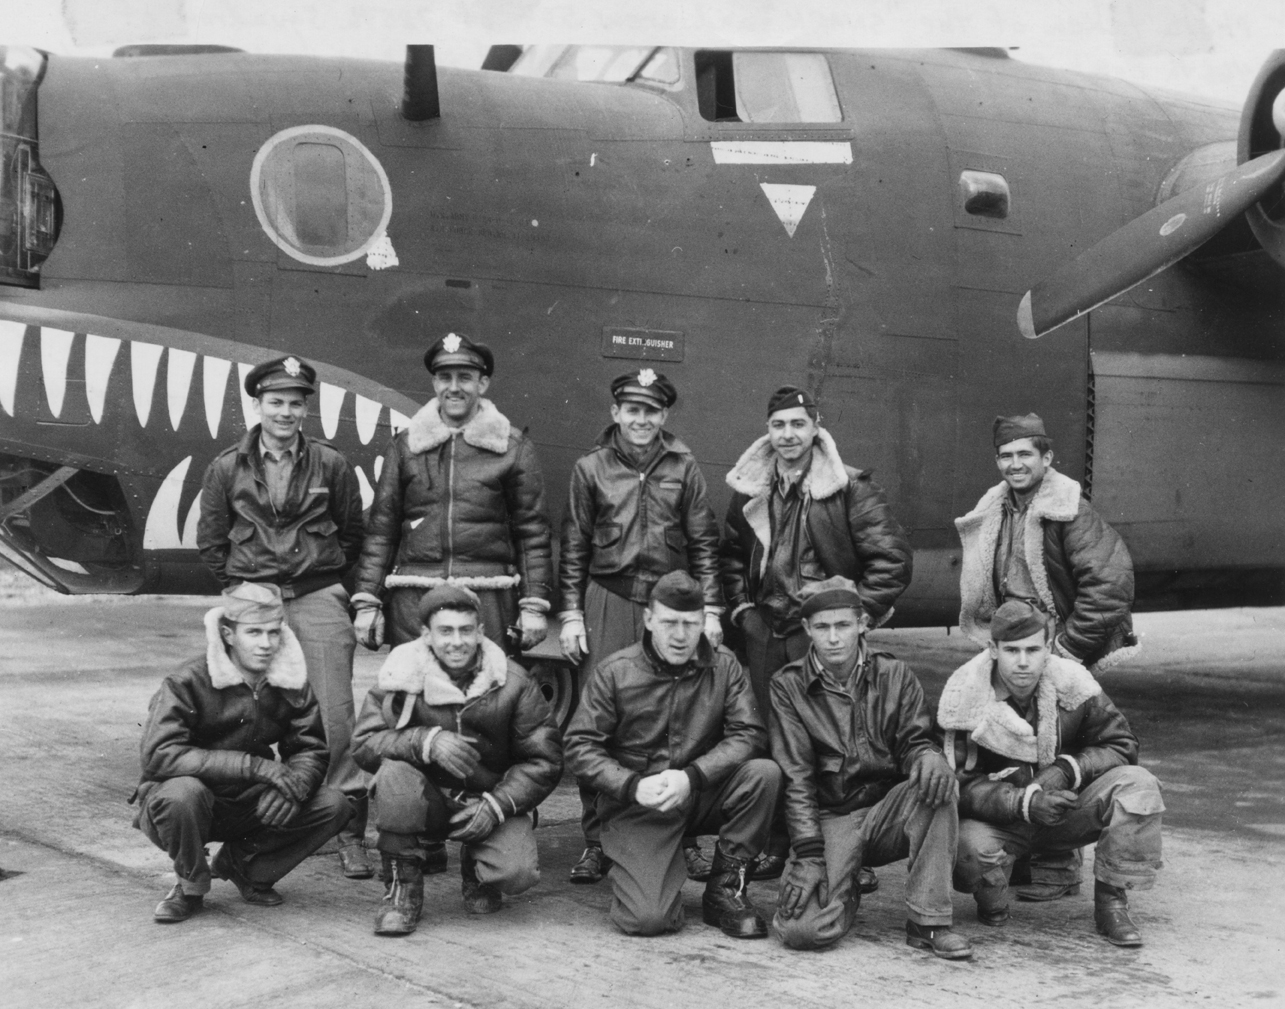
767, 385, 818, 419
222, 582, 285, 624
993, 413, 1049, 449
244, 356, 316, 397
611, 369, 677, 409
990, 599, 1050, 642
797, 576, 865, 621
418, 583, 482, 626
649, 570, 704, 612
424, 332, 494, 377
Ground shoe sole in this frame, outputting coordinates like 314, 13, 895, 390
1097, 926, 1143, 947
569, 874, 604, 885
905, 937, 973, 959
701, 907, 769, 939
1015, 884, 1080, 902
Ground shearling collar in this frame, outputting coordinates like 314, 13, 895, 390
377, 635, 509, 707
406, 398, 512, 455
937, 650, 1101, 767
726, 427, 849, 502
203, 608, 308, 691
957, 468, 1081, 530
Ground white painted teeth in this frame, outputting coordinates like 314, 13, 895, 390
143, 455, 193, 549
3, 322, 407, 449
85, 334, 121, 423
355, 465, 374, 509
40, 328, 75, 418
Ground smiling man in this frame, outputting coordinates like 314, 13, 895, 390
721, 384, 912, 884
768, 577, 972, 959
938, 600, 1164, 946
134, 583, 351, 922
351, 584, 561, 935
564, 571, 781, 939
353, 332, 552, 654
197, 355, 370, 879
558, 370, 723, 885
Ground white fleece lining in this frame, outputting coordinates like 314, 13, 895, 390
377, 635, 509, 703
202, 608, 308, 691
406, 397, 511, 455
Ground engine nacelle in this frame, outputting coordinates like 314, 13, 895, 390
1238, 49, 1285, 267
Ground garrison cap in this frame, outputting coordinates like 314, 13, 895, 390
423, 332, 494, 377
796, 576, 865, 621
993, 413, 1049, 449
611, 369, 677, 409
990, 599, 1050, 642
244, 356, 316, 397
649, 570, 704, 612
767, 385, 818, 419
222, 582, 285, 624
418, 583, 482, 626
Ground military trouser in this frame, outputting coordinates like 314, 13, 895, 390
774, 779, 958, 949
370, 759, 539, 895
597, 758, 782, 936
283, 582, 367, 849
954, 765, 1164, 907
138, 776, 351, 896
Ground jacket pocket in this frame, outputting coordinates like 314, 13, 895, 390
229, 522, 257, 544
593, 523, 623, 548
302, 517, 344, 568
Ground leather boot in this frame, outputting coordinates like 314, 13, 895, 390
569, 843, 611, 884
701, 844, 768, 939
975, 881, 1010, 926
1094, 881, 1143, 946
905, 921, 974, 959
212, 844, 282, 906
748, 852, 787, 881
374, 856, 424, 936
339, 843, 374, 879
460, 851, 502, 914
153, 883, 203, 923
857, 866, 880, 893
683, 840, 713, 881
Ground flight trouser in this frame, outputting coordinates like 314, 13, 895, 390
283, 582, 368, 849
954, 765, 1165, 906
774, 779, 958, 950
370, 759, 539, 895
138, 776, 351, 896
597, 758, 782, 937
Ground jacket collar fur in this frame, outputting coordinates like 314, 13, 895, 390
937, 649, 1100, 767
954, 468, 1080, 646
203, 608, 308, 691
377, 635, 509, 709
407, 398, 511, 455
725, 426, 849, 502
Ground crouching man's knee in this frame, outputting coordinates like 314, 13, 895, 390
470, 816, 541, 896
370, 760, 433, 835
612, 901, 684, 937
953, 819, 1012, 893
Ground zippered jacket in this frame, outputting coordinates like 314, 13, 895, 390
559, 426, 721, 612
353, 398, 552, 604
136, 609, 329, 802
564, 638, 766, 803
351, 636, 562, 817
197, 426, 364, 592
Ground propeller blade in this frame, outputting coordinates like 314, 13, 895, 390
1017, 149, 1285, 339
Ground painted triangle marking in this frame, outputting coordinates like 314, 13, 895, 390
759, 183, 817, 238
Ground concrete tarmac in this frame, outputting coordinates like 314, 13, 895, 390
1, 584, 1283, 1008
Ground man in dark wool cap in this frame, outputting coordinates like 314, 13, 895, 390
938, 599, 1163, 946
565, 571, 781, 940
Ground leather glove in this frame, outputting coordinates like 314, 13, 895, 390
778, 857, 829, 920
251, 758, 309, 804
1034, 762, 1073, 792
907, 751, 959, 808
1028, 788, 1077, 826
703, 611, 724, 650
255, 787, 300, 828
426, 729, 482, 780
353, 607, 385, 651
448, 796, 502, 844
559, 614, 589, 664
518, 608, 548, 650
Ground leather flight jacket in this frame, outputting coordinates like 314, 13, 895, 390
197, 426, 364, 593
768, 648, 940, 848
559, 426, 722, 611
564, 636, 767, 804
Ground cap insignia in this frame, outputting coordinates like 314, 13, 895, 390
638, 368, 657, 388
283, 357, 301, 377
443, 333, 462, 353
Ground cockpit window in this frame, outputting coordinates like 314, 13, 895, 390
697, 51, 842, 123
510, 45, 659, 82
635, 48, 681, 86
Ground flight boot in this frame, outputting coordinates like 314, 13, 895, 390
1094, 881, 1143, 946
701, 844, 769, 939
374, 855, 424, 936
460, 850, 502, 914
